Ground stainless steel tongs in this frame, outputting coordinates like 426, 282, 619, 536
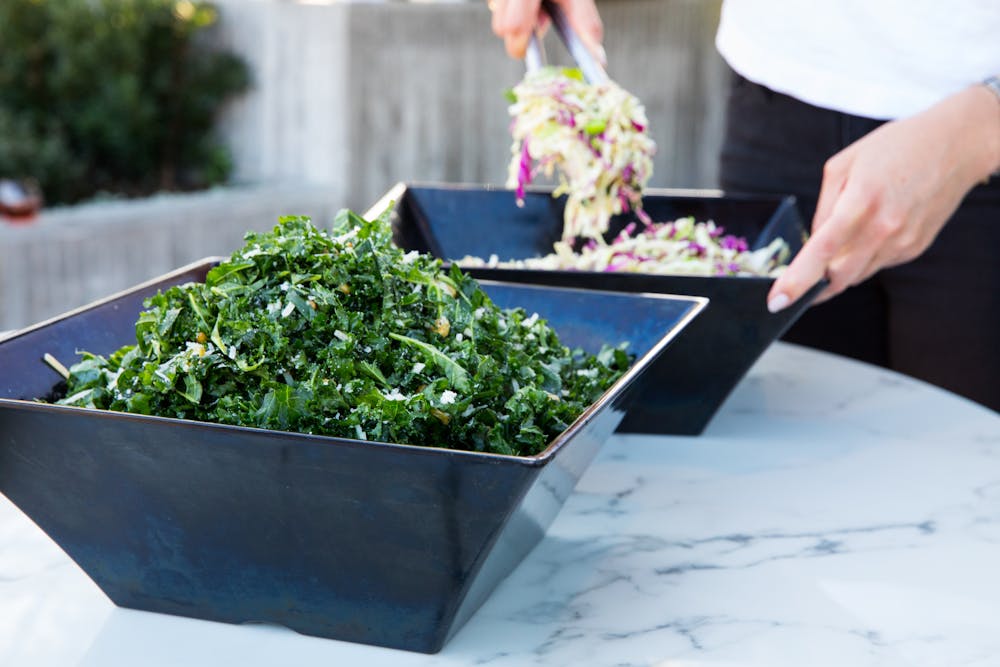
525, 0, 609, 85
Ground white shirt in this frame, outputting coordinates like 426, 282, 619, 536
716, 1, 1000, 120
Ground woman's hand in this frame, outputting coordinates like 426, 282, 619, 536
767, 84, 1000, 313
489, 0, 605, 65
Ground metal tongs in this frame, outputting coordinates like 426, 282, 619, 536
525, 0, 609, 85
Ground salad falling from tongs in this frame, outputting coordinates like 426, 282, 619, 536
506, 0, 655, 241
506, 66, 656, 240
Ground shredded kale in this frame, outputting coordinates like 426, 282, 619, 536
56, 210, 630, 456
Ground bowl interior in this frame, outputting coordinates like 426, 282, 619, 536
390, 183, 806, 262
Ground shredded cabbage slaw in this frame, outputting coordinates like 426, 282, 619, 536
460, 217, 790, 277
506, 66, 656, 240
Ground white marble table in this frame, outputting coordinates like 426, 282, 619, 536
2, 342, 998, 667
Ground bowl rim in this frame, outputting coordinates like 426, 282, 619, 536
365, 181, 797, 221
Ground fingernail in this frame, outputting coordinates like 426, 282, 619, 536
767, 293, 790, 314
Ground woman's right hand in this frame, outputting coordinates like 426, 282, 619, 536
489, 0, 605, 64
765, 83, 1000, 313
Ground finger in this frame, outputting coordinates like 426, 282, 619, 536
809, 240, 878, 304
490, 0, 505, 34
505, 34, 529, 59
767, 187, 869, 312
811, 154, 849, 235
506, 26, 550, 60
495, 0, 542, 58
556, 0, 605, 65
850, 257, 885, 292
848, 239, 912, 293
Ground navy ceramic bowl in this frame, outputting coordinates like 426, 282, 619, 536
371, 182, 825, 435
0, 259, 704, 653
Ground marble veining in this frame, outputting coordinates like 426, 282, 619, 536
2, 342, 999, 666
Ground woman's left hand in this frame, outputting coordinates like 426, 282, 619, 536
767, 83, 1000, 313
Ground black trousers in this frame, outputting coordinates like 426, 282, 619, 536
719, 73, 1000, 412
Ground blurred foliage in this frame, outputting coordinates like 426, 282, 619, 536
0, 0, 250, 204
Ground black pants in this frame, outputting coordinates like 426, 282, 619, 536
719, 73, 1000, 412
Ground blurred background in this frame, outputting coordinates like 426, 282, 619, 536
0, 0, 727, 330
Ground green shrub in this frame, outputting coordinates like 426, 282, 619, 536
0, 0, 250, 205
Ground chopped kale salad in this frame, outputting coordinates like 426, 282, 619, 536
461, 217, 790, 277
55, 211, 630, 457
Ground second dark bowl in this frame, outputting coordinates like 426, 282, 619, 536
373, 182, 824, 435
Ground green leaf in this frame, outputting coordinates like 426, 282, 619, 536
158, 307, 182, 337
388, 332, 471, 393
180, 374, 203, 404
187, 290, 212, 332
206, 262, 255, 286
210, 313, 228, 356
360, 360, 389, 388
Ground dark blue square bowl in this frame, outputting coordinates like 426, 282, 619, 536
0, 259, 704, 653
